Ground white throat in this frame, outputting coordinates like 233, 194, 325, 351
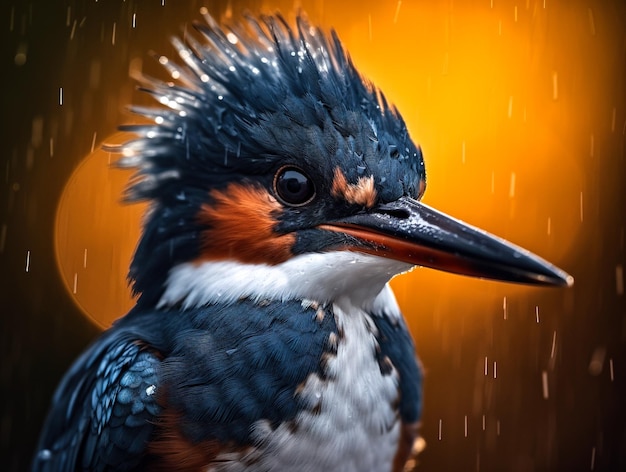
158, 251, 413, 311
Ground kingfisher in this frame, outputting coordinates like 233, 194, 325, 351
33, 13, 572, 472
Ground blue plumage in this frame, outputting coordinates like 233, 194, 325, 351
159, 299, 339, 444
35, 297, 421, 470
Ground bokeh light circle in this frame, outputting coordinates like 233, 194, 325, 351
54, 133, 145, 329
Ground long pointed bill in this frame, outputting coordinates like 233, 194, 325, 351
320, 196, 573, 287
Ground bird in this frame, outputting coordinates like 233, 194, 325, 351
33, 12, 573, 472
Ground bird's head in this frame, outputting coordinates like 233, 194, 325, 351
111, 13, 572, 310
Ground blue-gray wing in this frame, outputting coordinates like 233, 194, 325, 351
32, 330, 161, 471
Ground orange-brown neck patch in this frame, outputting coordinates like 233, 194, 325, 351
331, 168, 377, 208
197, 183, 295, 265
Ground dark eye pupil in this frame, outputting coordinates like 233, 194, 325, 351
275, 167, 315, 205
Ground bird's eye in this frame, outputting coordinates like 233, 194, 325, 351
273, 166, 315, 206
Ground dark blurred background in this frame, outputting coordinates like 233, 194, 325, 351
1, 1, 625, 470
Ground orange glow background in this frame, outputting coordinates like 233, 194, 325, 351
4, 0, 625, 470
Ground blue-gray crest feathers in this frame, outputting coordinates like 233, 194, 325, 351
110, 13, 422, 203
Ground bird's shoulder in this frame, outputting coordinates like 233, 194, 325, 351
33, 316, 164, 472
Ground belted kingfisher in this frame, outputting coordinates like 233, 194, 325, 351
33, 13, 572, 472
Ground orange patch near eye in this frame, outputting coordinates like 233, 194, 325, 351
198, 184, 295, 265
331, 168, 377, 208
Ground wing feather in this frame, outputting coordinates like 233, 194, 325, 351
33, 329, 161, 472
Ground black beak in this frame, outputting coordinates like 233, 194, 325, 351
320, 196, 573, 287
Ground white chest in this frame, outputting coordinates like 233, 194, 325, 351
210, 301, 401, 472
